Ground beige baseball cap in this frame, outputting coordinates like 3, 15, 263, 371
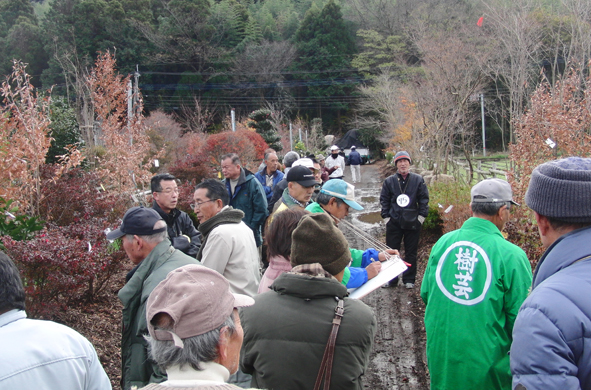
147, 265, 254, 347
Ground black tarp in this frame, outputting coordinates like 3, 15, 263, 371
335, 129, 367, 150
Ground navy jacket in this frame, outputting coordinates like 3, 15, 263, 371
349, 150, 362, 165
254, 168, 284, 202
510, 225, 591, 389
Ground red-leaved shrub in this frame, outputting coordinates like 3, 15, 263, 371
3, 222, 126, 319
39, 166, 129, 226
4, 166, 131, 320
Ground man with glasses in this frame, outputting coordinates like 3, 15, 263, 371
151, 173, 201, 258
193, 179, 260, 297
420, 179, 532, 390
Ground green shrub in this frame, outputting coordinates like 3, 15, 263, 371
422, 206, 443, 235
428, 182, 472, 234
385, 151, 394, 164
0, 198, 44, 243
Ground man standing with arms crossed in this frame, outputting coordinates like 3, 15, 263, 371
325, 145, 346, 180
380, 151, 429, 288
151, 173, 201, 258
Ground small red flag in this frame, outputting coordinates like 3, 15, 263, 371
477, 16, 484, 27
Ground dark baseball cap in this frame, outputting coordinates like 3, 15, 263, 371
106, 207, 166, 240
286, 165, 317, 187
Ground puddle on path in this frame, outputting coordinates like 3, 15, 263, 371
357, 211, 383, 224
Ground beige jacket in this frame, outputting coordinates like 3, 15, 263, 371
201, 221, 260, 297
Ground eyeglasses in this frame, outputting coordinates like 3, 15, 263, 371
157, 188, 179, 195
190, 200, 215, 210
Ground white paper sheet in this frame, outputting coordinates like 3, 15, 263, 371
348, 256, 408, 299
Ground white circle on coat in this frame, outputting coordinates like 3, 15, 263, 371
396, 194, 410, 207
434, 241, 492, 306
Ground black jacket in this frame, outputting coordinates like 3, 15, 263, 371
152, 201, 201, 258
380, 172, 429, 221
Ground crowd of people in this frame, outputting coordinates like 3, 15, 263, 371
1, 148, 590, 390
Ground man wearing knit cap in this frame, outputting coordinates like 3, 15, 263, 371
240, 213, 377, 390
510, 157, 591, 390
421, 178, 532, 390
107, 207, 200, 390
141, 265, 255, 390
380, 151, 429, 288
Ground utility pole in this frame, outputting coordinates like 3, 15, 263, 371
480, 93, 486, 157
127, 79, 133, 145
127, 66, 140, 146
231, 108, 236, 132
133, 65, 140, 116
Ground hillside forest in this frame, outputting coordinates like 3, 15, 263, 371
1, 0, 591, 163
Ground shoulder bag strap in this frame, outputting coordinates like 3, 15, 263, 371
314, 299, 345, 390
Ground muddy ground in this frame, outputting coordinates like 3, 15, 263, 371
340, 161, 433, 389
59, 161, 434, 390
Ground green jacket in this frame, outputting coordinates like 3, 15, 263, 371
224, 168, 268, 246
240, 267, 376, 390
118, 239, 200, 390
267, 187, 306, 226
420, 217, 532, 390
305, 201, 367, 286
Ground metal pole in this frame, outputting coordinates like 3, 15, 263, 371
231, 108, 236, 132
127, 79, 133, 145
480, 93, 486, 157
289, 123, 293, 151
133, 65, 140, 112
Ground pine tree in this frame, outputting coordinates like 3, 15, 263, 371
247, 109, 283, 152
292, 0, 357, 128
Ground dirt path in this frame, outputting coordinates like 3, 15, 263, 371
340, 162, 431, 389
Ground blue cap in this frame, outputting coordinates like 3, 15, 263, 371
320, 180, 363, 211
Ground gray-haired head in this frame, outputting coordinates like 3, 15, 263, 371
146, 313, 236, 372
283, 151, 300, 168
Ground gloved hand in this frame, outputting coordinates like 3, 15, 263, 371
418, 215, 426, 224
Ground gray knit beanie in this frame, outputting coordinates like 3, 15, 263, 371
394, 151, 412, 165
525, 157, 591, 223
290, 213, 351, 275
